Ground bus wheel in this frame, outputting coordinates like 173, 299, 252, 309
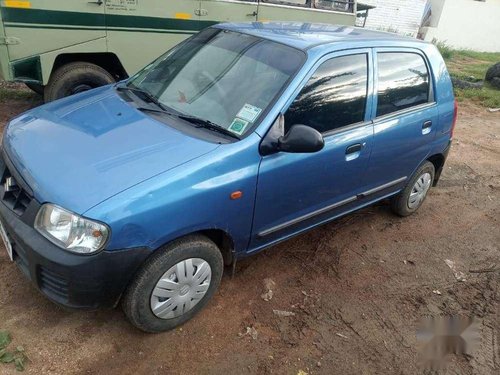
44, 62, 115, 102
25, 82, 44, 95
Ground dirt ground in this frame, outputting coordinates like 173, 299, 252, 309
0, 91, 498, 375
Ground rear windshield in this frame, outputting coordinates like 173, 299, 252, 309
128, 28, 305, 137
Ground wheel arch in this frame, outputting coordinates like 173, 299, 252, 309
149, 228, 236, 267
50, 52, 129, 82
427, 153, 446, 186
198, 229, 235, 266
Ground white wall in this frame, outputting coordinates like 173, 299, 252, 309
421, 0, 500, 52
357, 0, 428, 37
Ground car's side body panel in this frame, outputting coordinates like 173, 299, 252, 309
249, 48, 375, 250
361, 48, 439, 194
85, 133, 263, 254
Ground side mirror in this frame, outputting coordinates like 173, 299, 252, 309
278, 124, 324, 153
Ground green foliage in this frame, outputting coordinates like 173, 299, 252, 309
0, 331, 11, 349
454, 85, 500, 108
433, 39, 454, 59
0, 331, 27, 372
0, 351, 15, 363
437, 44, 500, 108
0, 87, 38, 101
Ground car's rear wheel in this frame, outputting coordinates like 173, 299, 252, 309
44, 62, 115, 102
122, 235, 224, 333
391, 161, 435, 217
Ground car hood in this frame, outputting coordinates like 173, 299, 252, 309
3, 86, 220, 214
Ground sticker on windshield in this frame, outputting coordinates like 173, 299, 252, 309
228, 118, 249, 136
237, 104, 262, 123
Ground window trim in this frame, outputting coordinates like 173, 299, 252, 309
373, 48, 436, 120
281, 48, 374, 138
373, 102, 437, 124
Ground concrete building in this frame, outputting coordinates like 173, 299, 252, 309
356, 0, 427, 37
419, 0, 500, 52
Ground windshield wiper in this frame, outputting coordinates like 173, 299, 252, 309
116, 84, 239, 140
177, 115, 240, 140
116, 83, 167, 111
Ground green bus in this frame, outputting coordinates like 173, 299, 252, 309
0, 0, 358, 101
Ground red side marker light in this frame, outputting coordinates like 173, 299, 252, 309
230, 191, 243, 200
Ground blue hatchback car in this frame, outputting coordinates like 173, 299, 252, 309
0, 22, 457, 332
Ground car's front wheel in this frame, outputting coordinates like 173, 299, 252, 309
391, 161, 435, 217
122, 235, 224, 333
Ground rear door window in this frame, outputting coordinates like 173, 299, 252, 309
285, 53, 368, 134
376, 52, 430, 117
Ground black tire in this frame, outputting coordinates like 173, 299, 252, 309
25, 82, 44, 95
122, 235, 224, 333
485, 62, 500, 82
44, 62, 115, 102
391, 161, 435, 217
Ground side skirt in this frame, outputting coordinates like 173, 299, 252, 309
245, 190, 402, 257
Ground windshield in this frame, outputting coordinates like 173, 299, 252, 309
127, 28, 305, 137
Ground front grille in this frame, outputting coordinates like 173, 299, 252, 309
0, 157, 33, 216
38, 266, 69, 302
11, 238, 30, 278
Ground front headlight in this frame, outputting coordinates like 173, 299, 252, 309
35, 204, 109, 254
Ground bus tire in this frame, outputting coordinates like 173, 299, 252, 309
44, 62, 115, 102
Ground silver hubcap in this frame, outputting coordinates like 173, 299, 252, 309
150, 258, 212, 319
408, 172, 432, 209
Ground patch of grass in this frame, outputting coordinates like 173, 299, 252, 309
435, 41, 500, 108
434, 40, 454, 60
0, 87, 38, 101
454, 85, 500, 108
0, 330, 27, 372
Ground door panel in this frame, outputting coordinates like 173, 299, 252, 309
105, 0, 201, 76
200, 0, 258, 22
250, 51, 374, 252
364, 106, 438, 190
362, 49, 438, 192
0, 7, 10, 80
1, 0, 106, 60
251, 123, 373, 249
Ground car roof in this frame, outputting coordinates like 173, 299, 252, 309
215, 22, 422, 51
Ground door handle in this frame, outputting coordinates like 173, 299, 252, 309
345, 143, 364, 161
88, 0, 103, 5
247, 11, 258, 16
422, 120, 432, 135
346, 143, 362, 154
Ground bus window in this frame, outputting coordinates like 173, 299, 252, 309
315, 0, 354, 12
261, 0, 311, 8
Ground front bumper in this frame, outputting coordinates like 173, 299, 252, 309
0, 200, 151, 309
0, 147, 151, 309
